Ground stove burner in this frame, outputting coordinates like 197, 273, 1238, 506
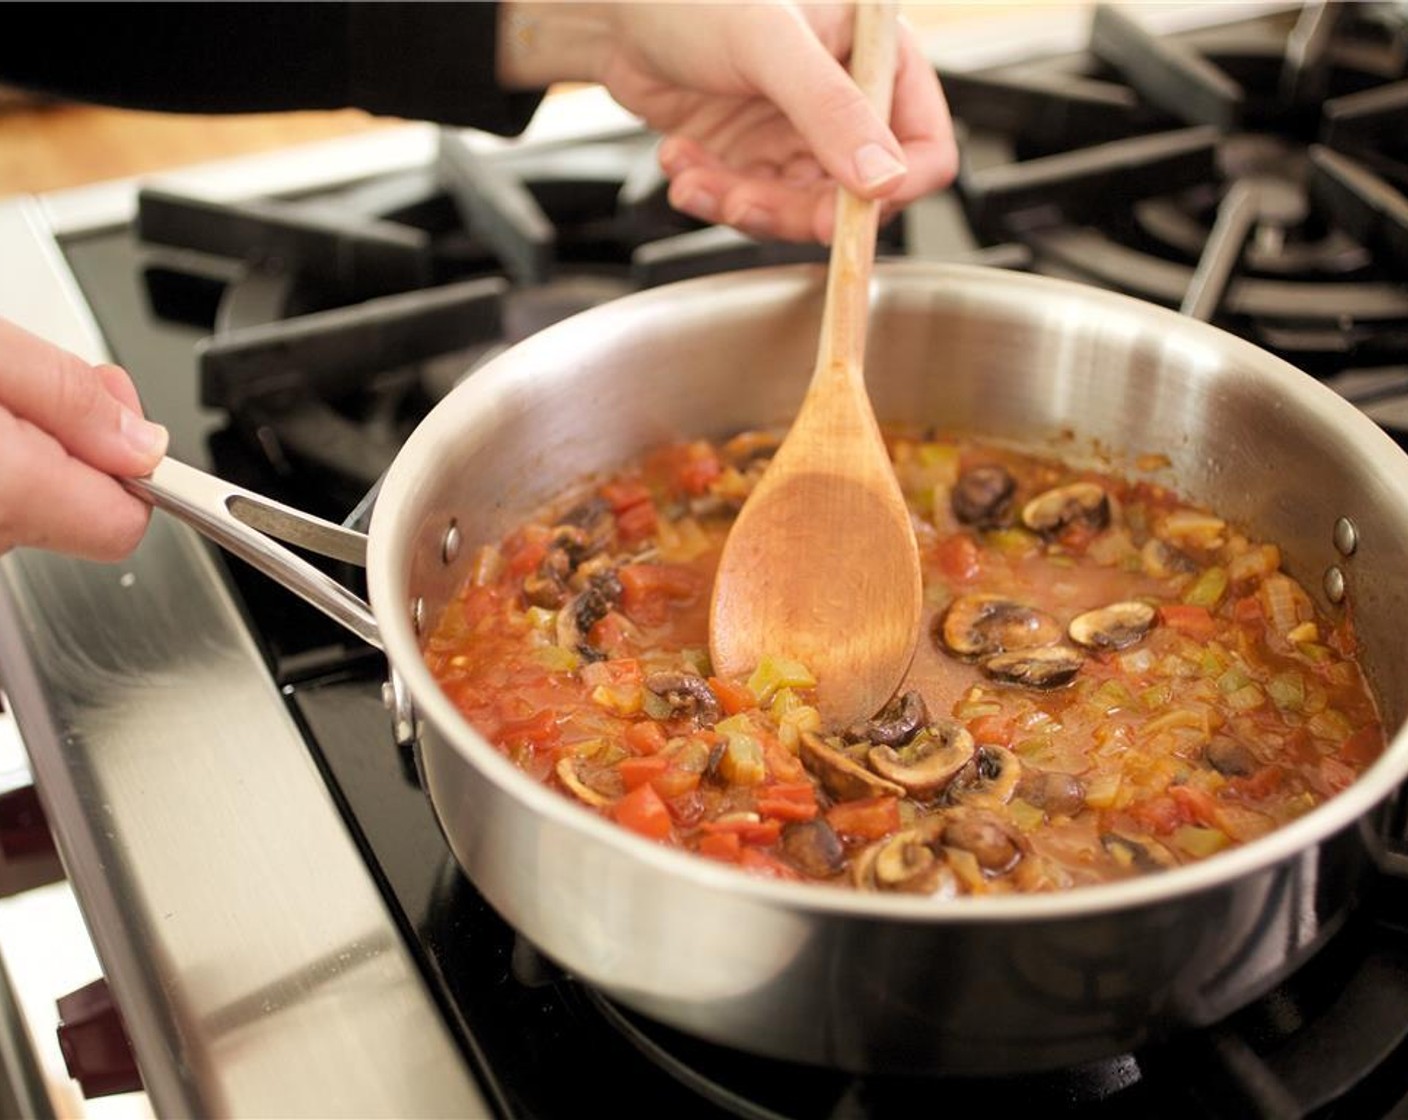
942, 1, 1408, 410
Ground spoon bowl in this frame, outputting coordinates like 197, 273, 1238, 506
708, 1, 922, 728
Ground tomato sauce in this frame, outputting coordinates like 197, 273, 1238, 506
424, 432, 1386, 895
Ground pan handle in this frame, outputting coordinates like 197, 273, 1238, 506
125, 456, 382, 649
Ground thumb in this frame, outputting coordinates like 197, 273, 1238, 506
0, 317, 167, 478
744, 17, 908, 198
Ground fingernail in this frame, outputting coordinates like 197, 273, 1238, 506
658, 137, 686, 174
120, 409, 168, 458
730, 206, 775, 238
853, 143, 906, 191
684, 189, 719, 221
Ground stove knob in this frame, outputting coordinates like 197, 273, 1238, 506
0, 783, 54, 859
56, 978, 143, 1098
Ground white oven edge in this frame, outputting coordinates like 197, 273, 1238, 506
0, 199, 489, 1116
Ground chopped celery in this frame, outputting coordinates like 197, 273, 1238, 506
718, 732, 766, 785
589, 683, 642, 716
1139, 682, 1174, 712
747, 654, 817, 705
1084, 772, 1122, 809
1266, 672, 1306, 712
1089, 678, 1135, 714
1008, 799, 1046, 832
1308, 709, 1354, 742
532, 645, 581, 673
1216, 666, 1251, 695
1172, 825, 1230, 859
1183, 566, 1229, 609
1225, 683, 1266, 712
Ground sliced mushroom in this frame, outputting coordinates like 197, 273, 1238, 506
780, 819, 846, 879
1017, 770, 1086, 816
868, 719, 975, 799
941, 810, 1023, 874
1204, 737, 1258, 777
1021, 482, 1110, 535
844, 689, 929, 747
854, 823, 959, 896
1067, 601, 1157, 651
950, 745, 1022, 809
1101, 832, 1176, 874
719, 429, 782, 467
555, 570, 623, 660
555, 496, 615, 558
522, 549, 571, 609
799, 732, 906, 802
644, 670, 722, 728
555, 757, 612, 808
951, 464, 1016, 528
1141, 538, 1197, 579
982, 646, 1084, 689
938, 594, 1063, 658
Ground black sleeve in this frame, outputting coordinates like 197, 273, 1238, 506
0, 2, 544, 136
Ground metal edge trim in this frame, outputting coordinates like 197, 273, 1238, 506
0, 197, 487, 1117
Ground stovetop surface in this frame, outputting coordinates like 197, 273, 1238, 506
46, 2, 1408, 1114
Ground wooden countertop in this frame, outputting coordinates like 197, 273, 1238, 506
0, 2, 1085, 197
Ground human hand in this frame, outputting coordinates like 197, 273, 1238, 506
498, 2, 958, 243
0, 317, 168, 562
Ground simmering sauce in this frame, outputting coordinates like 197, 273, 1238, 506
424, 431, 1385, 894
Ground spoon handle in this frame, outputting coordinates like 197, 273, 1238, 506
817, 0, 900, 384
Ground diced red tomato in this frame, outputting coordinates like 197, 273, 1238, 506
1226, 765, 1283, 801
933, 534, 981, 584
613, 784, 673, 841
1128, 795, 1184, 835
581, 658, 643, 689
1159, 603, 1218, 641
618, 755, 669, 791
504, 526, 551, 577
708, 676, 757, 716
623, 720, 668, 756
653, 767, 702, 799
697, 831, 742, 862
1168, 783, 1221, 828
966, 713, 1015, 747
738, 847, 801, 880
459, 584, 504, 628
600, 477, 652, 514
756, 782, 819, 822
615, 501, 658, 545
762, 740, 807, 784
651, 440, 723, 497
1232, 595, 1263, 624
498, 710, 559, 750
825, 796, 901, 841
617, 563, 700, 625
587, 611, 634, 657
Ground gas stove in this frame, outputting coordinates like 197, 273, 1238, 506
2, 3, 1408, 1117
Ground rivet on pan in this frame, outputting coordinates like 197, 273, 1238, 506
1333, 517, 1358, 557
442, 521, 462, 566
410, 596, 426, 635
1323, 566, 1346, 605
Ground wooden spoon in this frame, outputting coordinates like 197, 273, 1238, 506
708, 0, 922, 729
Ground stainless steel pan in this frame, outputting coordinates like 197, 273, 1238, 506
133, 262, 1408, 1076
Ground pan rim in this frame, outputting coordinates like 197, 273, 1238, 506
370, 261, 1408, 923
